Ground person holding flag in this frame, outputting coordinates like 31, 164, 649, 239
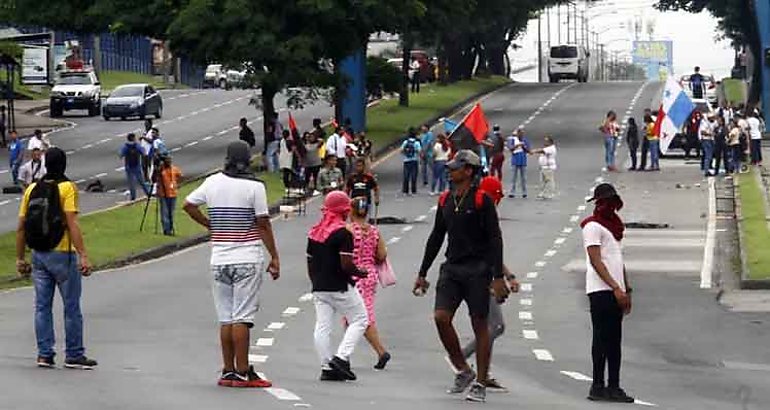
447, 103, 490, 156
654, 77, 695, 156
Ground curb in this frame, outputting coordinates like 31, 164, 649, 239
83, 79, 515, 273
736, 171, 770, 289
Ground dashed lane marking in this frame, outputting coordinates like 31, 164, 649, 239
570, 215, 580, 223
95, 172, 108, 178
299, 293, 313, 303
521, 283, 533, 292
75, 179, 86, 184
255, 338, 274, 347
108, 189, 116, 194
66, 150, 75, 155
634, 399, 658, 407
82, 144, 93, 149
171, 147, 182, 152
184, 141, 199, 148
217, 130, 229, 135
265, 388, 302, 401
533, 349, 554, 361
248, 354, 268, 363
594, 177, 604, 183
282, 307, 300, 317
520, 298, 533, 306
266, 322, 286, 330
430, 205, 438, 212
0, 170, 7, 174
560, 371, 593, 381
115, 166, 125, 172
202, 136, 213, 141
577, 205, 586, 211
402, 225, 413, 233
527, 272, 539, 279
544, 249, 557, 258
562, 227, 573, 234
534, 261, 546, 267
554, 238, 566, 245
523, 330, 540, 340
415, 214, 427, 222
584, 196, 593, 201
387, 237, 401, 245
0, 200, 10, 206
519, 311, 533, 320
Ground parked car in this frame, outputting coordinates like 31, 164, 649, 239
668, 98, 714, 152
548, 44, 589, 83
102, 84, 163, 121
680, 74, 717, 106
386, 50, 436, 82
49, 69, 101, 117
204, 64, 246, 89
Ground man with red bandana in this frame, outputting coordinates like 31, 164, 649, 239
581, 183, 634, 403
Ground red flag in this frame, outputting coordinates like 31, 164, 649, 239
652, 104, 664, 137
464, 103, 489, 143
288, 113, 300, 140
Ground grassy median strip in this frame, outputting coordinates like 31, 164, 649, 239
0, 172, 284, 289
100, 71, 187, 92
0, 76, 510, 289
738, 170, 770, 280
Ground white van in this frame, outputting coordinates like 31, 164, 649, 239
548, 44, 589, 83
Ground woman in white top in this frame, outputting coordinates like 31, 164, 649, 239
278, 129, 296, 188
601, 111, 620, 172
529, 136, 557, 200
431, 133, 450, 194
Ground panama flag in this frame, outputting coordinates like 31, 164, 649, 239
654, 77, 695, 154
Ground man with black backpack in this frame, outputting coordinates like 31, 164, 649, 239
120, 133, 150, 201
401, 128, 422, 196
15, 147, 96, 370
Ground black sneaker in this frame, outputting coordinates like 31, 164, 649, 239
218, 371, 239, 387
447, 368, 476, 394
329, 356, 356, 381
64, 356, 98, 370
605, 387, 635, 403
374, 352, 391, 370
36, 356, 55, 369
587, 384, 606, 401
465, 382, 487, 402
320, 368, 346, 381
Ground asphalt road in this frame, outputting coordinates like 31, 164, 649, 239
0, 88, 334, 232
1, 81, 769, 409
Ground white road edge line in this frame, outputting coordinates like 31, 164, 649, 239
701, 177, 716, 289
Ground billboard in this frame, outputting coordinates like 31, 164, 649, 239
21, 47, 49, 85
632, 41, 673, 80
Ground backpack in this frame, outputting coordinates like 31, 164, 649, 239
24, 181, 67, 252
438, 189, 486, 210
403, 139, 417, 158
125, 143, 141, 167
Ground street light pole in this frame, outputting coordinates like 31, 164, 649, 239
566, 4, 571, 44
557, 5, 561, 44
538, 13, 543, 83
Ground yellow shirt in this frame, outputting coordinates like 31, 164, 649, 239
646, 123, 659, 141
19, 181, 79, 252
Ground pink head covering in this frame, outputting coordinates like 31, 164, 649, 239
308, 191, 352, 243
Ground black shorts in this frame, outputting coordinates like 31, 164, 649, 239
434, 261, 492, 318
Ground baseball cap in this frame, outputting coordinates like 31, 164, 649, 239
587, 183, 619, 202
446, 149, 481, 170
479, 176, 504, 204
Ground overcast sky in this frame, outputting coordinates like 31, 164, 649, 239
512, 0, 736, 80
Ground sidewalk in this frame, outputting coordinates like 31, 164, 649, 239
8, 99, 70, 138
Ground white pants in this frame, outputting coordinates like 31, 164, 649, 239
313, 288, 369, 366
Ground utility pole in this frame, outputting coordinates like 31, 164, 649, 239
557, 5, 561, 44
573, 3, 579, 47
538, 13, 543, 83
547, 7, 552, 50
567, 5, 571, 44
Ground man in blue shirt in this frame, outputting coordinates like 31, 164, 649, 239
420, 124, 435, 187
401, 127, 422, 196
8, 131, 23, 185
506, 127, 530, 198
119, 133, 151, 201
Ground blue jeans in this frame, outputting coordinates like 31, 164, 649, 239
421, 157, 433, 185
266, 140, 280, 173
604, 137, 617, 168
10, 160, 21, 185
649, 140, 660, 169
431, 160, 447, 192
751, 139, 763, 164
403, 161, 418, 194
159, 197, 177, 235
32, 251, 84, 359
511, 165, 527, 196
125, 166, 149, 201
701, 139, 715, 173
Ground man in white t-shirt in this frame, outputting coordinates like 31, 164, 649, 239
747, 110, 763, 165
529, 136, 557, 200
27, 129, 50, 152
581, 183, 634, 404
183, 141, 281, 389
325, 127, 348, 177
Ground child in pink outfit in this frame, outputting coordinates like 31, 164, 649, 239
348, 196, 391, 370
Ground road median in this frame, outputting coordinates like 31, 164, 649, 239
0, 75, 511, 290
735, 169, 770, 288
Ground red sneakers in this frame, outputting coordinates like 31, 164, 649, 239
228, 366, 273, 388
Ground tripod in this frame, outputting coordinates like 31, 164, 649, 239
139, 156, 172, 235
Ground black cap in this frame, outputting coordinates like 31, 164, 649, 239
587, 183, 619, 202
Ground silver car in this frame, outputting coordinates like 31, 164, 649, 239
102, 84, 163, 121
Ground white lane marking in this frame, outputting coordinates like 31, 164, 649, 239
560, 370, 593, 381
177, 115, 188, 120
634, 399, 658, 407
202, 136, 213, 141
82, 144, 93, 149
562, 227, 573, 234
75, 179, 86, 184
217, 130, 228, 135
523, 330, 539, 340
401, 225, 413, 233
527, 272, 539, 279
184, 141, 199, 148
267, 322, 286, 330
519, 311, 533, 320
544, 249, 557, 258
570, 215, 580, 223
178, 93, 190, 98
171, 147, 182, 152
99, 138, 111, 143
0, 170, 7, 174
115, 166, 125, 172
584, 195, 593, 201
248, 354, 268, 363
716, 228, 727, 232
66, 150, 76, 155
265, 388, 302, 401
554, 237, 566, 245
108, 189, 116, 194
534, 261, 546, 267
298, 293, 313, 303
595, 177, 604, 183
430, 205, 438, 212
0, 200, 10, 206
533, 349, 554, 361
415, 214, 427, 222
701, 177, 716, 289
256, 338, 274, 347
190, 111, 200, 116
521, 283, 533, 292
520, 298, 533, 306
94, 172, 108, 178
577, 205, 586, 211
282, 307, 300, 317
387, 237, 401, 245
